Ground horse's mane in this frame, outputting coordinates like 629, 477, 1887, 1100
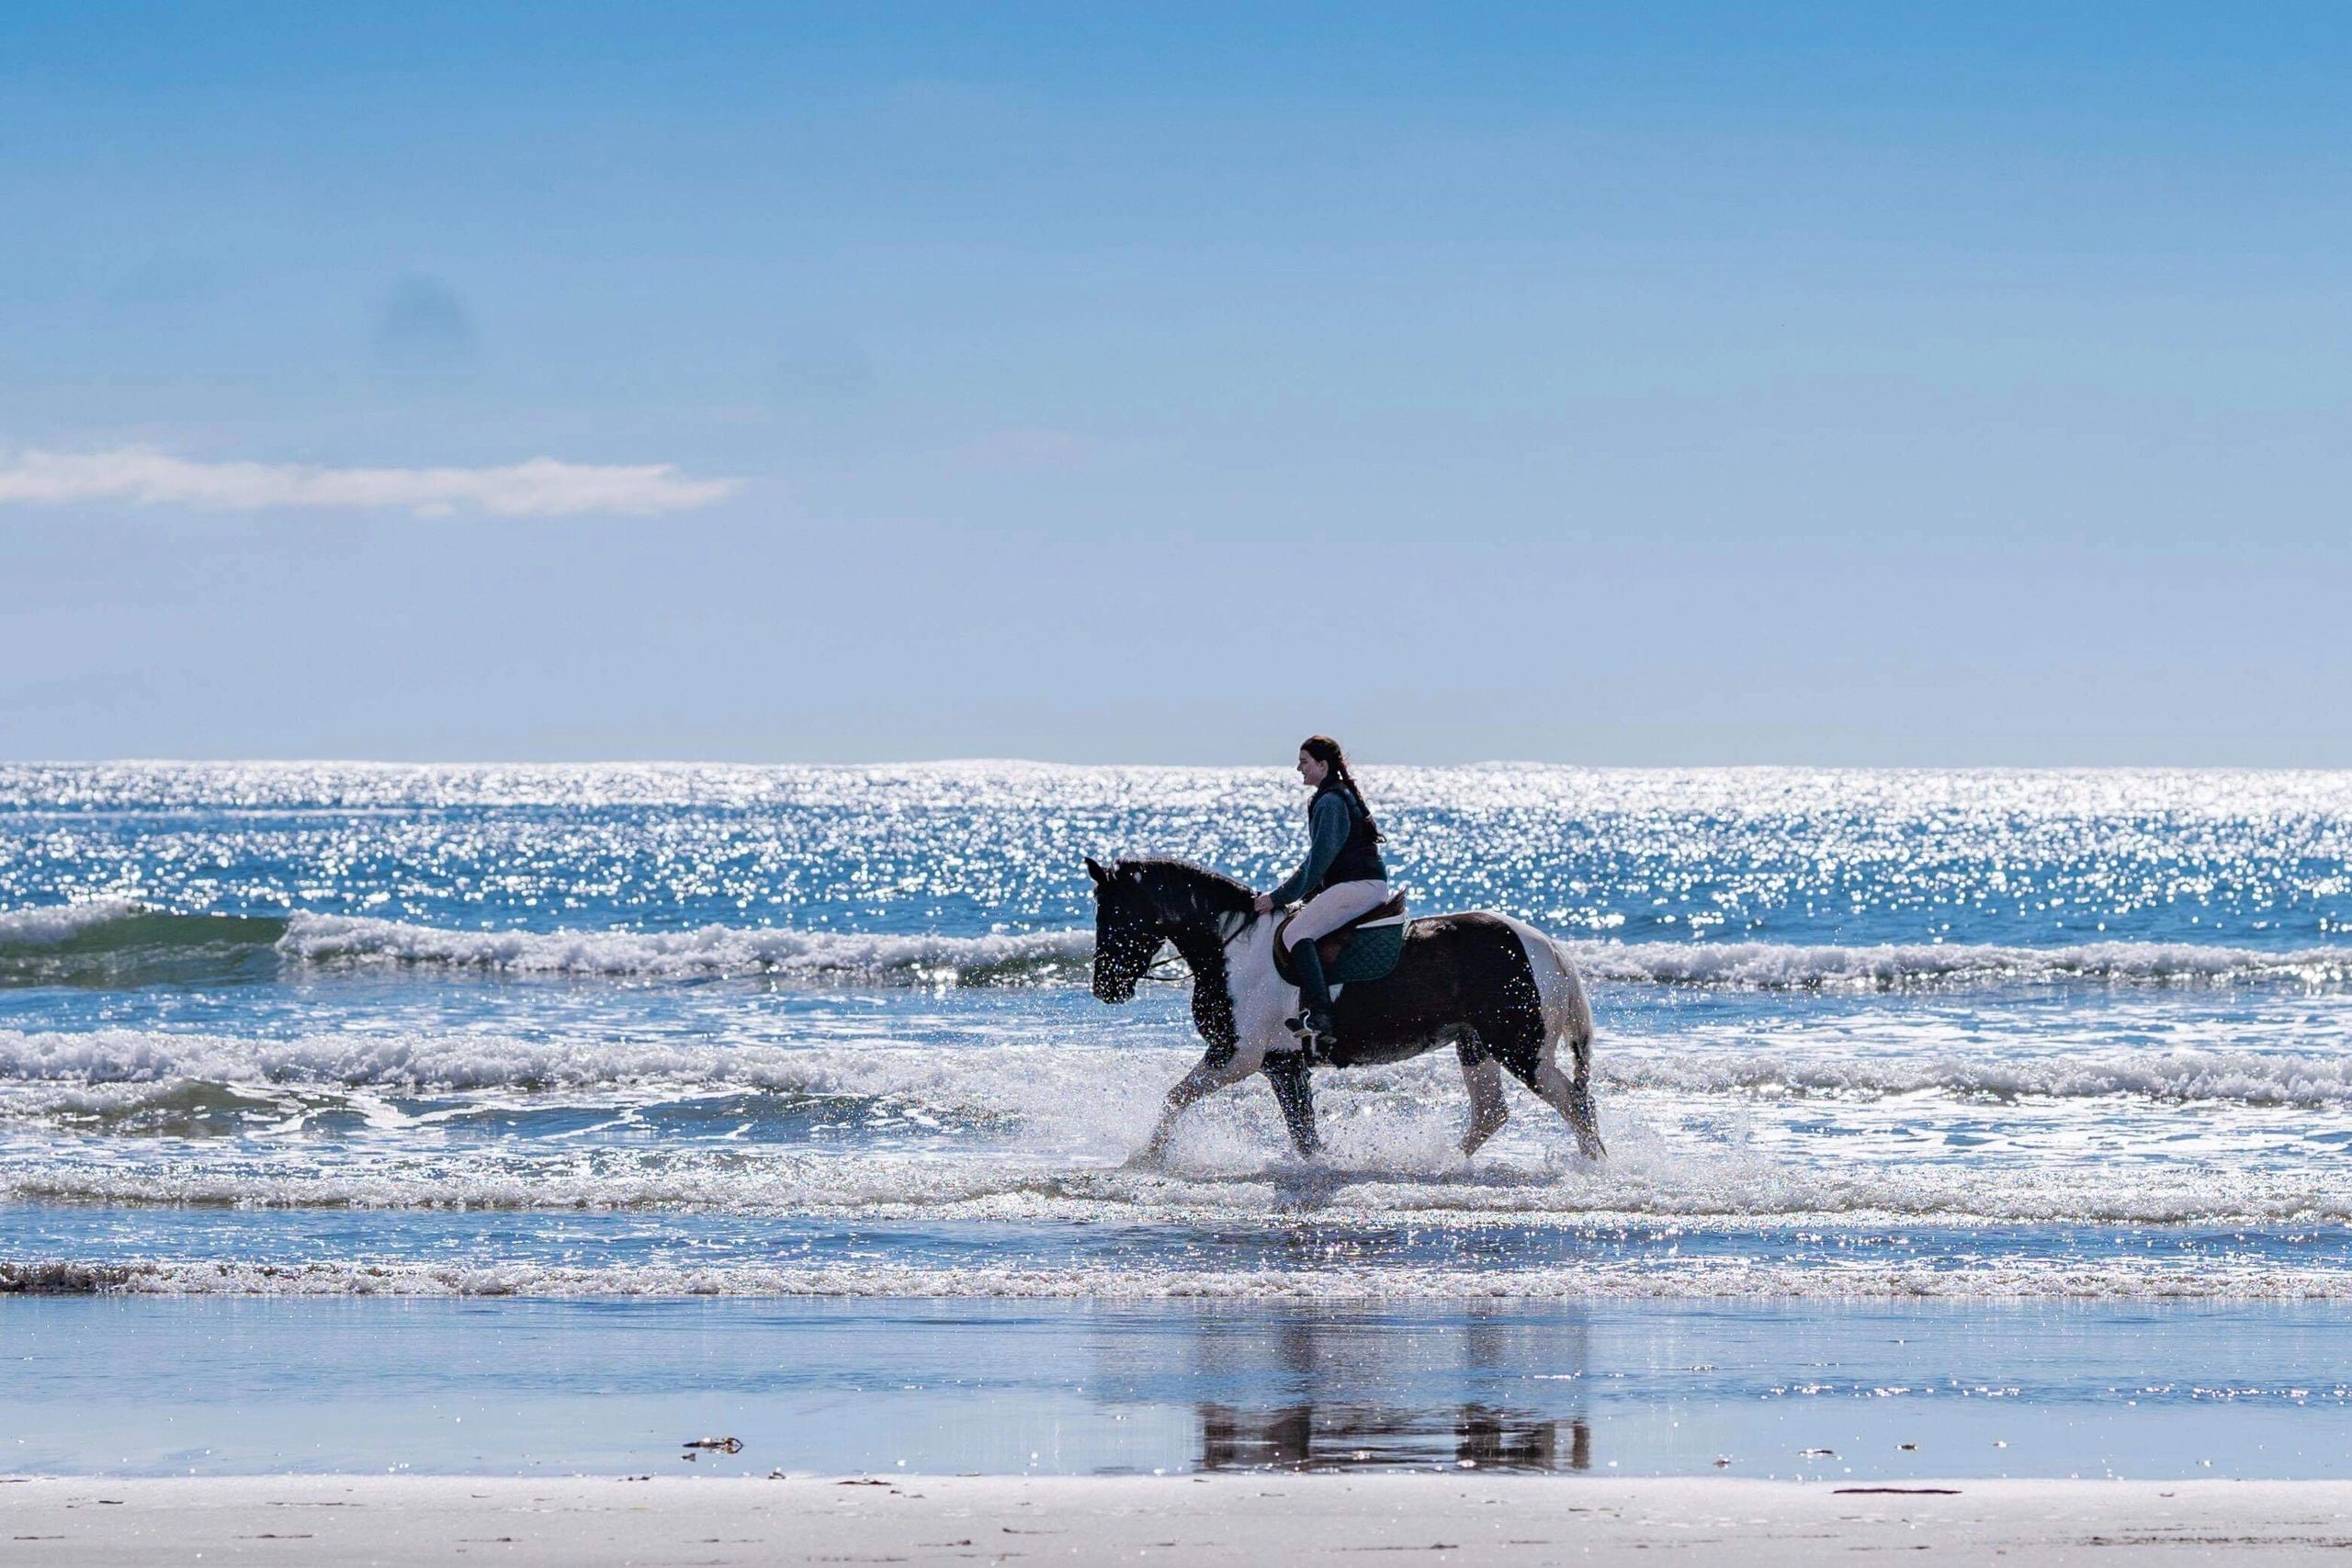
1115, 856, 1255, 915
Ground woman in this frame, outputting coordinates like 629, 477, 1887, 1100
1252, 735, 1391, 1052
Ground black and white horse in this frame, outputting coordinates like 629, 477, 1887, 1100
1085, 856, 1605, 1163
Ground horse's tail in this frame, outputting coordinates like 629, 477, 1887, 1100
1510, 921, 1604, 1158
1542, 935, 1597, 1077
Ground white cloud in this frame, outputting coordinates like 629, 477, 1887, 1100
0, 447, 739, 517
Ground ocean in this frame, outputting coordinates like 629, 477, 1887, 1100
5, 762, 2350, 1476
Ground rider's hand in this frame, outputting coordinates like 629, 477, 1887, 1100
1252, 893, 1273, 916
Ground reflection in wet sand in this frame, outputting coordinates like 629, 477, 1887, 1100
1080, 1302, 1601, 1472
1199, 1404, 1592, 1472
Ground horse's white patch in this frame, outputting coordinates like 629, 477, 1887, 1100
1498, 914, 1594, 1071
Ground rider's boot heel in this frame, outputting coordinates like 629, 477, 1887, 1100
1284, 939, 1339, 1056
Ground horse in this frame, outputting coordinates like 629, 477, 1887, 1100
1084, 856, 1605, 1163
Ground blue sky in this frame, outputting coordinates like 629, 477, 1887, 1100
4, 3, 2348, 763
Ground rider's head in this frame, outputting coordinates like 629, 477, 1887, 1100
1297, 735, 1348, 790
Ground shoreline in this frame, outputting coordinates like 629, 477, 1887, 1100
6, 1475, 2352, 1564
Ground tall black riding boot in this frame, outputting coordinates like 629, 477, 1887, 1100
1284, 939, 1339, 1057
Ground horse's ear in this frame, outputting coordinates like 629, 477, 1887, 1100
1084, 856, 1110, 886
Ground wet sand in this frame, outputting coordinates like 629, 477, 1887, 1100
6, 1475, 2351, 1564
17, 1295, 2352, 1483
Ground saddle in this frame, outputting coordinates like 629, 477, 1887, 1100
1272, 893, 1409, 987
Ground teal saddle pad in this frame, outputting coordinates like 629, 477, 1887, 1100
1322, 918, 1409, 984
1336, 921, 1401, 982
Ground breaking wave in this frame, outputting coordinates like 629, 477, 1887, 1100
10, 1255, 2352, 1301
1597, 1046, 2352, 1107
277, 912, 1091, 985
9, 1133, 2352, 1226
17, 1028, 2352, 1111
0, 905, 1091, 988
3, 904, 2346, 991
0, 1027, 1090, 1105
0, 899, 146, 945
0, 905, 291, 987
278, 917, 2352, 990
1565, 939, 2352, 989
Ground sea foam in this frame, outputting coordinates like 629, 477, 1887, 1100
10, 1255, 2352, 1301
278, 912, 1092, 983
1565, 939, 2352, 989
0, 898, 144, 947
283, 914, 2352, 990
16, 1027, 2352, 1109
8, 1127, 2350, 1227
2, 901, 2344, 990
1597, 1046, 2352, 1107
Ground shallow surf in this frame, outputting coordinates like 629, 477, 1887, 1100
2, 771, 2348, 1313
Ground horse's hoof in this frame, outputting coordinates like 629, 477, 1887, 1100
1124, 1145, 1168, 1172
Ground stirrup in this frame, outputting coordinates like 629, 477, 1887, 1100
1285, 1010, 1339, 1058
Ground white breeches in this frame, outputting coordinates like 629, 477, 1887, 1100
1283, 879, 1393, 947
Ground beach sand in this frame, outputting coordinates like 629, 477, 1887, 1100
6, 1475, 2349, 1564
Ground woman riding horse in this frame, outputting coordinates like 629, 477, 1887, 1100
1088, 850, 1607, 1164
1251, 735, 1390, 1055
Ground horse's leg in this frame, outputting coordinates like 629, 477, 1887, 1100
1261, 1048, 1319, 1156
1455, 1032, 1509, 1156
1558, 1013, 1606, 1160
1564, 1055, 1605, 1162
1135, 1039, 1266, 1163
1500, 1025, 1605, 1162
1519, 1042, 1606, 1162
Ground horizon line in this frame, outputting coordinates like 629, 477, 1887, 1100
4, 757, 2348, 774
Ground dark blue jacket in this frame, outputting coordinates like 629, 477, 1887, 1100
1269, 783, 1386, 905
